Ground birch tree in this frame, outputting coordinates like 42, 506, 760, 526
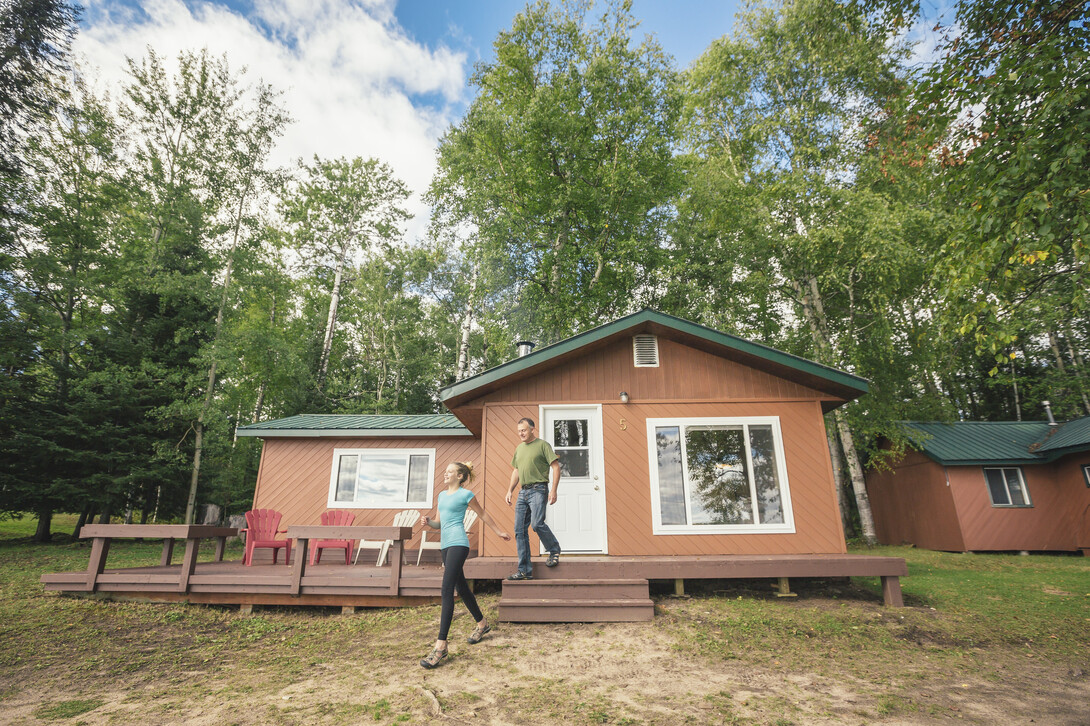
282, 157, 409, 392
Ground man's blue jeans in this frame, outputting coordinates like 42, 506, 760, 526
514, 487, 561, 575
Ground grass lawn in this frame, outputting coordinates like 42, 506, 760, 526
0, 514, 1087, 725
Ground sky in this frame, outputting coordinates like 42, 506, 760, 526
72, 0, 745, 240
72, 0, 942, 243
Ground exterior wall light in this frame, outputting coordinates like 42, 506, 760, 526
619, 391, 630, 404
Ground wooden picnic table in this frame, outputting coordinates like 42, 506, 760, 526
80, 524, 238, 594
286, 525, 414, 597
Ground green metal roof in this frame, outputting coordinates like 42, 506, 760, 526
902, 418, 1090, 465
441, 308, 869, 406
236, 414, 472, 438
1033, 415, 1090, 454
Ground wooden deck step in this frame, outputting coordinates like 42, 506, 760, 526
498, 578, 654, 622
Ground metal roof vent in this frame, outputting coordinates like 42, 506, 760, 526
633, 334, 659, 367
516, 341, 536, 358
1042, 400, 1058, 426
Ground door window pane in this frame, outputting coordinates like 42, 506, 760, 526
335, 455, 358, 502
654, 426, 687, 525
749, 425, 785, 524
684, 426, 753, 525
554, 419, 588, 447
558, 449, 590, 478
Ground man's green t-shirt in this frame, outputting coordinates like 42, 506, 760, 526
511, 438, 558, 486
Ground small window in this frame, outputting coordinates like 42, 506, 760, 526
1082, 464, 1090, 488
633, 334, 659, 367
983, 467, 1032, 507
328, 448, 434, 509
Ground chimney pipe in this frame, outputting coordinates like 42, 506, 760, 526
1042, 400, 1057, 426
516, 341, 536, 358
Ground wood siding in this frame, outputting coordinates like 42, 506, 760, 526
252, 436, 481, 538
478, 400, 847, 557
865, 449, 966, 551
949, 454, 1088, 551
868, 448, 1090, 552
464, 337, 833, 407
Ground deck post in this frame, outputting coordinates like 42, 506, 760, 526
388, 540, 403, 596
775, 577, 797, 598
85, 537, 110, 592
240, 603, 254, 615
880, 576, 904, 607
341, 606, 356, 615
160, 538, 175, 566
291, 539, 309, 596
177, 537, 200, 593
674, 578, 684, 596
214, 536, 227, 562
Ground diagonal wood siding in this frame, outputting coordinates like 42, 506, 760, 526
865, 449, 966, 551
252, 437, 481, 537
947, 455, 1086, 551
478, 400, 847, 557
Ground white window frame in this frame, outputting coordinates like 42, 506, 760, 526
1082, 464, 1090, 488
327, 448, 435, 509
646, 416, 796, 535
983, 466, 1033, 508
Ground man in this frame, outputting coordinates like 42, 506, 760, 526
505, 417, 561, 580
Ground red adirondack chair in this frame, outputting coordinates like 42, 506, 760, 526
241, 509, 292, 566
309, 510, 356, 565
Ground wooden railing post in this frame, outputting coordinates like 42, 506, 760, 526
160, 538, 175, 566
85, 537, 110, 592
178, 537, 200, 593
290, 538, 309, 596
388, 540, 403, 596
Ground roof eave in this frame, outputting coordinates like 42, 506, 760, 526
235, 427, 474, 438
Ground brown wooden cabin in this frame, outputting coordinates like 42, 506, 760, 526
44, 310, 908, 617
865, 419, 1090, 555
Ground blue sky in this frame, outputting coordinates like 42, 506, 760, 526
73, 0, 939, 242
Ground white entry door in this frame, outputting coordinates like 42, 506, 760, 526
541, 405, 607, 553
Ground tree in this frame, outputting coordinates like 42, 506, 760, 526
428, 0, 681, 343
282, 156, 410, 393
669, 0, 925, 543
886, 1, 1089, 388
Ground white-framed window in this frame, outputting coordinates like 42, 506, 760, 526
327, 448, 434, 509
1083, 464, 1090, 488
646, 417, 795, 534
983, 467, 1032, 507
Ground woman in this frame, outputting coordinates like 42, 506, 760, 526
420, 461, 511, 669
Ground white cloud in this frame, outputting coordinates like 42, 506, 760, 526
75, 0, 469, 243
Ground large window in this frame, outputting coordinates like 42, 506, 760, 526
983, 467, 1032, 507
646, 417, 794, 534
328, 449, 434, 509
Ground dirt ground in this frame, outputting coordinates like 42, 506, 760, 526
2, 593, 1088, 726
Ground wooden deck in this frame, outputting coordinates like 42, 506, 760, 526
42, 551, 907, 610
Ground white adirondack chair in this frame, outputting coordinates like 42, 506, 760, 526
355, 509, 419, 566
417, 508, 478, 566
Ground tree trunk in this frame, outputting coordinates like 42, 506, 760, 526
34, 507, 52, 543
789, 261, 878, 544
455, 265, 478, 381
252, 381, 267, 423
72, 505, 91, 540
316, 258, 345, 389
1060, 326, 1090, 415
834, 410, 878, 545
826, 423, 853, 538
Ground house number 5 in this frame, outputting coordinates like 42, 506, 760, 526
619, 417, 627, 431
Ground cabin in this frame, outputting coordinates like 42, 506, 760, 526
43, 310, 907, 617
865, 418, 1090, 554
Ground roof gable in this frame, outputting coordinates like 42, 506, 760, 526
440, 309, 869, 412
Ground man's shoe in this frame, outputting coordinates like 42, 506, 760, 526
546, 552, 560, 567
506, 571, 533, 580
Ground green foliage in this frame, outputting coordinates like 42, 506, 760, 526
429, 0, 682, 342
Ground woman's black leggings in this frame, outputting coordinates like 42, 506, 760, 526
438, 545, 483, 641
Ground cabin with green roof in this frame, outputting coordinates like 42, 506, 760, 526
865, 418, 1090, 554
